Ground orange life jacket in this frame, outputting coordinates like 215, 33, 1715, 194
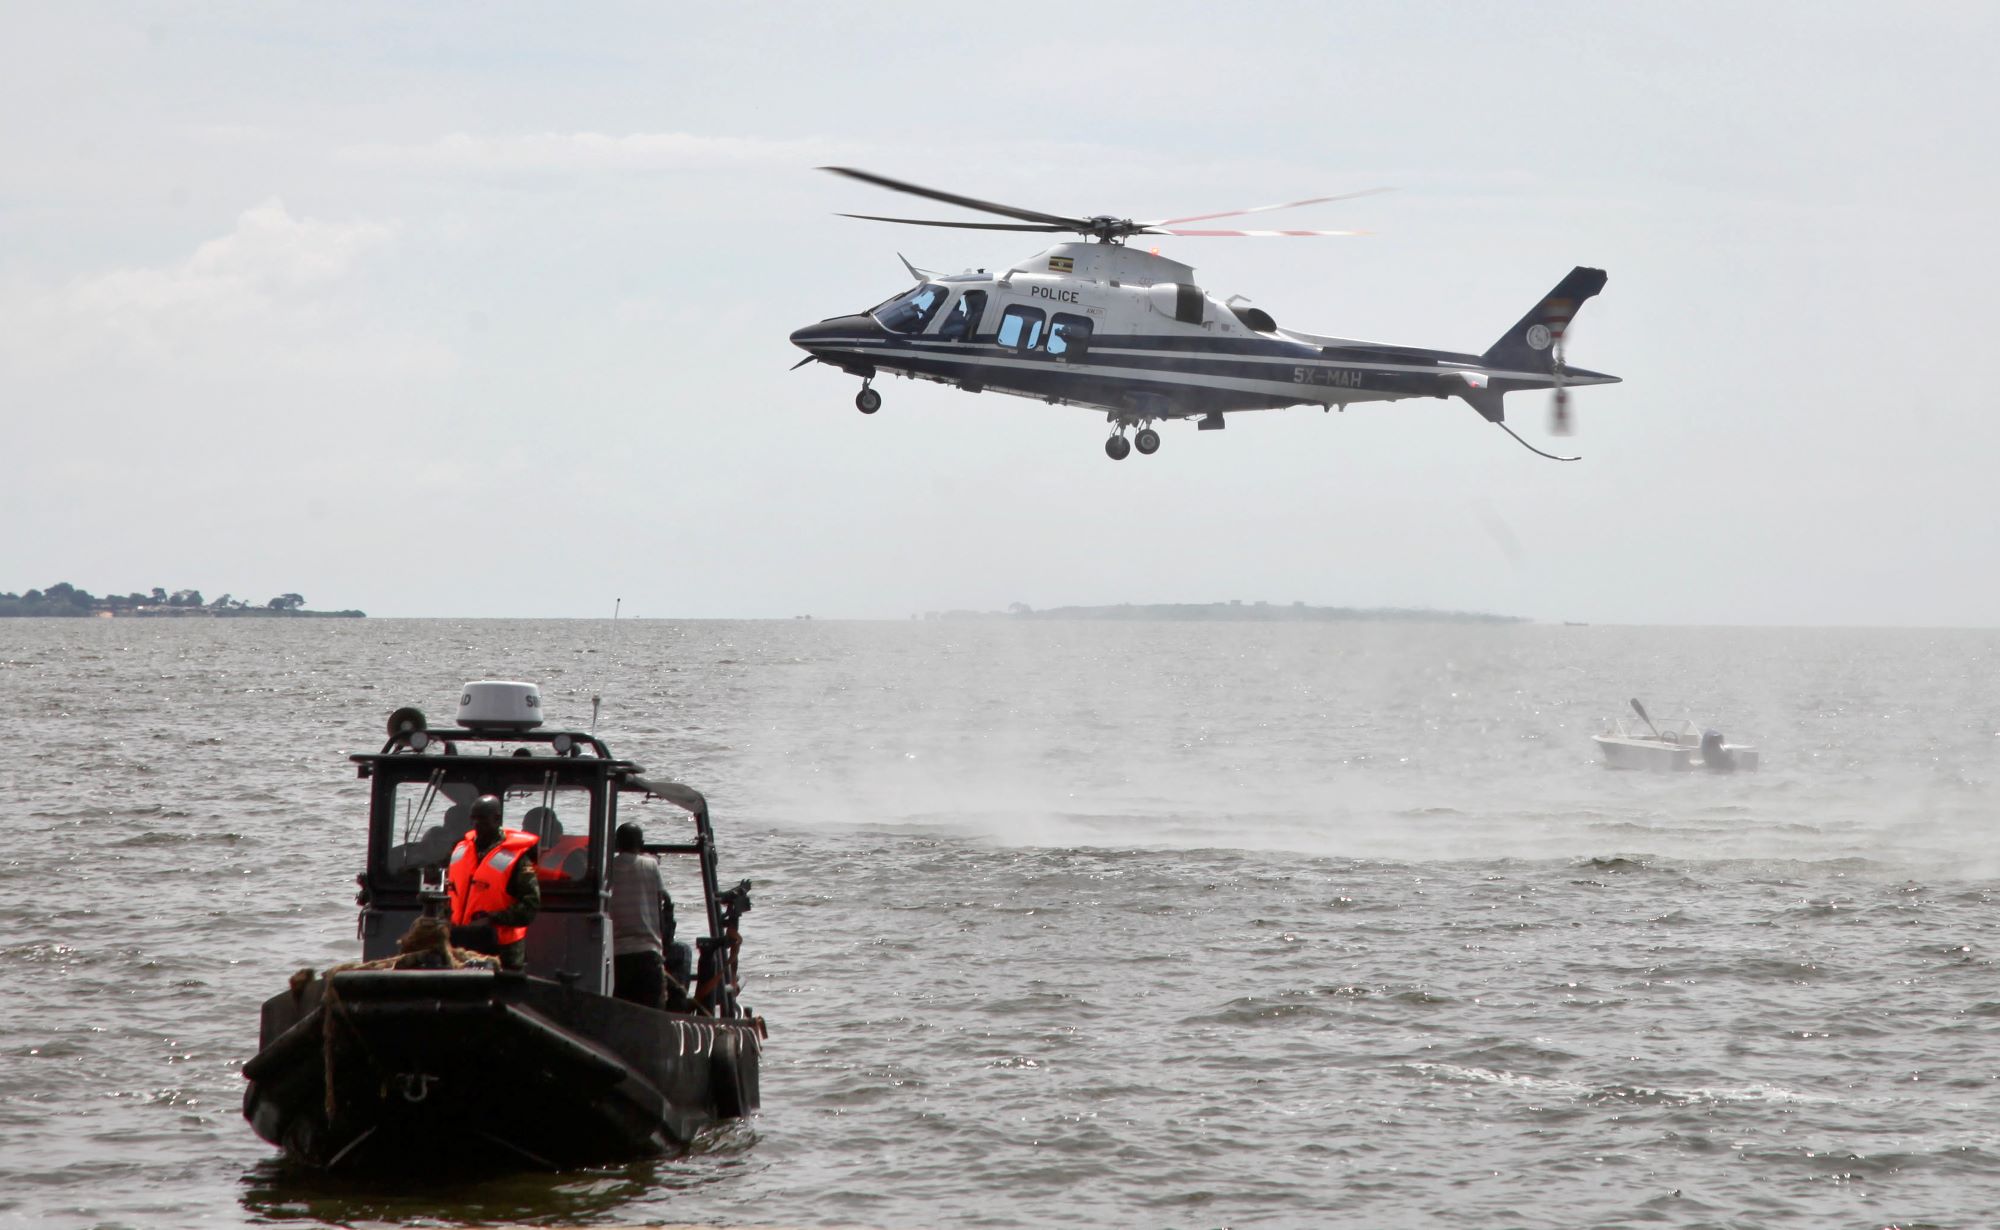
534, 835, 592, 883
448, 828, 539, 946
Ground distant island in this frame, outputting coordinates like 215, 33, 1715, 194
0, 582, 363, 618
922, 601, 1522, 623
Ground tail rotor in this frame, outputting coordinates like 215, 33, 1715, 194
1551, 332, 1571, 435
1548, 304, 1576, 436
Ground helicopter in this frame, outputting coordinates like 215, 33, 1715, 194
789, 167, 1618, 462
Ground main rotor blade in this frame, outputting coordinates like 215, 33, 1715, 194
836, 212, 1073, 232
820, 166, 1088, 230
1147, 227, 1368, 238
1147, 187, 1393, 228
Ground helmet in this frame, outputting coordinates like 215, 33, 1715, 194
470, 794, 504, 822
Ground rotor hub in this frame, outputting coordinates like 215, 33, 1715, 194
1085, 215, 1137, 243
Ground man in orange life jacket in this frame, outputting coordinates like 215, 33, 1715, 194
447, 794, 541, 970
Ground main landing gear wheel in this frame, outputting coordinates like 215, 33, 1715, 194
1104, 434, 1132, 461
855, 386, 881, 415
1133, 428, 1160, 456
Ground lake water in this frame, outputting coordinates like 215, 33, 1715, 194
3, 617, 1998, 1228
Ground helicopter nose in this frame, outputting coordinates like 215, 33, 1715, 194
790, 314, 880, 352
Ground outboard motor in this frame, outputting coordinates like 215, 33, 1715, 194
1700, 729, 1737, 773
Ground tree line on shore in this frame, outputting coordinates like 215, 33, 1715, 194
0, 582, 359, 617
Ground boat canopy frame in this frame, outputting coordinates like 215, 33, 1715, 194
350, 727, 743, 1016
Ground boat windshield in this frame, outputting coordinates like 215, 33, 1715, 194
869, 282, 949, 334
1612, 715, 1701, 742
380, 777, 598, 892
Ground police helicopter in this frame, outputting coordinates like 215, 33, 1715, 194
789, 167, 1617, 462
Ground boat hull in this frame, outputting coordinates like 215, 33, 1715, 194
242, 969, 759, 1170
1593, 735, 1759, 773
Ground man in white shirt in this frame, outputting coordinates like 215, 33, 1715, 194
609, 822, 673, 1008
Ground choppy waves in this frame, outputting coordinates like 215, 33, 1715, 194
3, 619, 2000, 1227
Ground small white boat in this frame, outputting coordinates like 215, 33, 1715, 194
1594, 701, 1758, 772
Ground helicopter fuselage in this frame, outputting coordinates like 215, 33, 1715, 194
790, 241, 1617, 432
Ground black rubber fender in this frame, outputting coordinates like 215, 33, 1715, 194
709, 1045, 745, 1119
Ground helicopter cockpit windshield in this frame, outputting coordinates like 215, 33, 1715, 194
870, 283, 949, 334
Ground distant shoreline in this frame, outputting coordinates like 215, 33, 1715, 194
0, 583, 363, 618
921, 602, 1524, 624
0, 607, 365, 619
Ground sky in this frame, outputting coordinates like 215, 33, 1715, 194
3, 2, 1997, 623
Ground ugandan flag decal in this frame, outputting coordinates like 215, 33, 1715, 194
1049, 255, 1074, 273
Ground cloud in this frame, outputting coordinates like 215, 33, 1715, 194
86, 197, 389, 304
0, 198, 441, 376
339, 130, 852, 175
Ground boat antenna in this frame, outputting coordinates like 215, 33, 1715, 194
591, 597, 621, 734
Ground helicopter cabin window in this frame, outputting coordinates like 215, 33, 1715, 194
379, 778, 598, 893
1046, 313, 1092, 360
996, 305, 1046, 352
937, 290, 987, 342
872, 283, 950, 334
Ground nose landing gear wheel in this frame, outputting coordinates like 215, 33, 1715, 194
1104, 434, 1132, 461
1133, 427, 1160, 455
855, 386, 881, 415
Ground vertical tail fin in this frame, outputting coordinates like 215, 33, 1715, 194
1481, 266, 1607, 373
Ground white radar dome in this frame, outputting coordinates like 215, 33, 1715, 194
457, 680, 543, 730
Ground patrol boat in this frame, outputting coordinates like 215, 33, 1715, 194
242, 681, 763, 1169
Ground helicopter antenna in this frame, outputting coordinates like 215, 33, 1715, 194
1494, 420, 1580, 462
